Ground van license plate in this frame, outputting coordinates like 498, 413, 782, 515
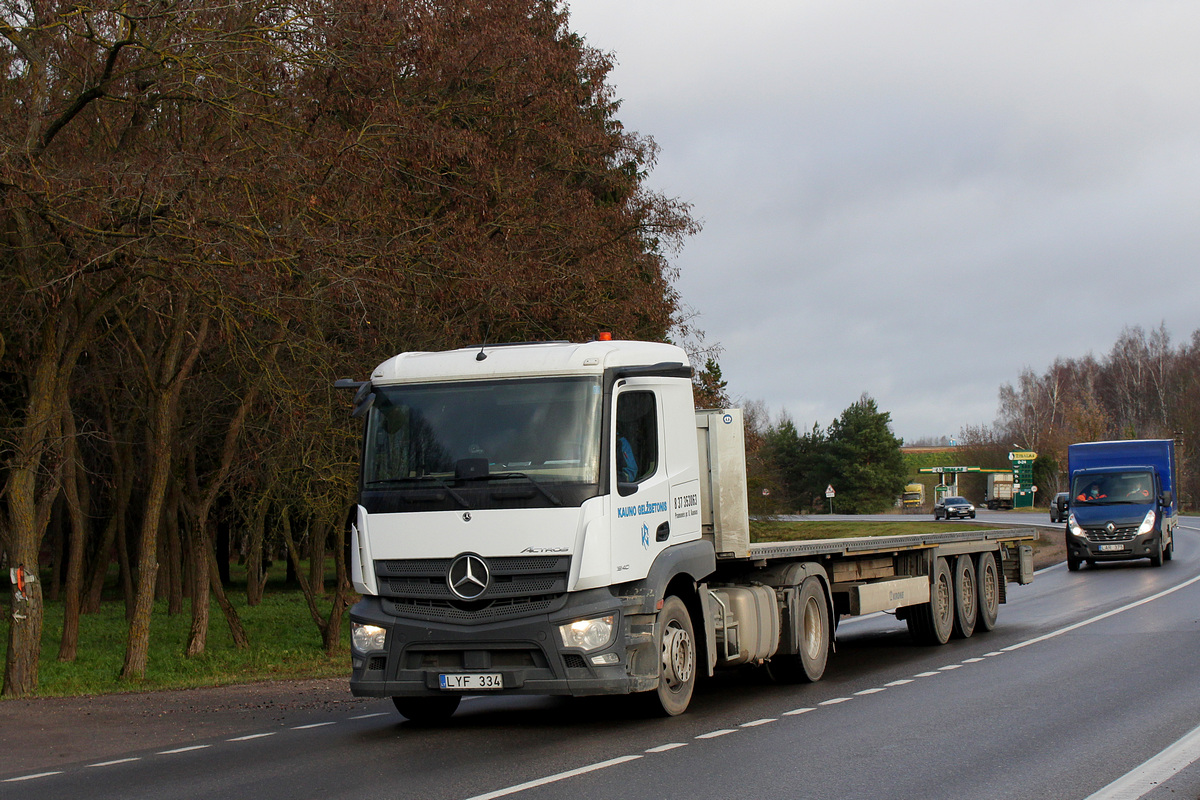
440, 673, 502, 690
1099, 544, 1124, 552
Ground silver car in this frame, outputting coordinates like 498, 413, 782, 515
934, 496, 976, 520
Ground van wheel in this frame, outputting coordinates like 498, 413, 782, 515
952, 555, 977, 639
768, 576, 830, 684
392, 695, 461, 723
976, 552, 1000, 631
1150, 536, 1164, 567
650, 596, 696, 716
1067, 557, 1081, 572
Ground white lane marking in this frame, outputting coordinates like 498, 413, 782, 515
983, 651, 1004, 657
819, 697, 851, 706
741, 718, 777, 727
292, 722, 337, 730
784, 707, 815, 716
88, 758, 141, 768
228, 732, 276, 742
963, 657, 985, 663
157, 745, 211, 755
645, 743, 688, 753
3, 771, 63, 782
1085, 721, 1200, 800
696, 729, 738, 739
885, 679, 914, 687
938, 664, 963, 671
855, 688, 886, 696
1003, 573, 1200, 653
462, 755, 643, 800
350, 712, 389, 719
914, 671, 940, 678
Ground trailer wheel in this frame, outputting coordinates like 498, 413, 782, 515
906, 556, 954, 645
975, 552, 1000, 631
768, 576, 830, 684
951, 556, 977, 639
650, 596, 696, 716
392, 695, 461, 723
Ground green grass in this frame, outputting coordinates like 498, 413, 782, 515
1, 589, 352, 699
750, 518, 998, 542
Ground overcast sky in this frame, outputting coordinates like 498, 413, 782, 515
567, 1, 1200, 442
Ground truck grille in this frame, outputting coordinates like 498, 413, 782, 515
1084, 525, 1138, 543
374, 556, 570, 624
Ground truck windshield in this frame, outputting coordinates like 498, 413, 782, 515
1071, 470, 1154, 505
363, 377, 602, 493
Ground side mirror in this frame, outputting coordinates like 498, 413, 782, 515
1160, 490, 1173, 507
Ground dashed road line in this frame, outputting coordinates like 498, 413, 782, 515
855, 687, 886, 695
157, 745, 211, 755
88, 758, 141, 768
228, 732, 276, 742
3, 771, 63, 783
645, 743, 688, 753
819, 697, 851, 706
784, 707, 815, 716
462, 755, 643, 800
292, 722, 337, 730
695, 729, 738, 739
741, 718, 777, 727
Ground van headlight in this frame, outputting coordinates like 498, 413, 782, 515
351, 622, 387, 653
558, 615, 615, 651
1137, 509, 1157, 535
1068, 513, 1088, 539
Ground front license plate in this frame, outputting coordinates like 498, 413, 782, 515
1099, 544, 1125, 552
440, 673, 503, 691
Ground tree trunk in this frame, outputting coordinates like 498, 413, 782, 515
58, 409, 88, 662
307, 519, 328, 595
121, 304, 208, 682
245, 495, 270, 606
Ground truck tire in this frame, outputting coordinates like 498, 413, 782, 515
650, 595, 696, 716
906, 556, 954, 645
975, 552, 1000, 631
1165, 535, 1174, 561
768, 576, 830, 684
392, 695, 461, 723
951, 555, 977, 639
1150, 535, 1164, 567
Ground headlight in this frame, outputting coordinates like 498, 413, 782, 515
558, 615, 615, 651
351, 622, 387, 653
1068, 513, 1087, 539
1137, 509, 1157, 535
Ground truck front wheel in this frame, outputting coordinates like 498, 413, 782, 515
651, 596, 696, 716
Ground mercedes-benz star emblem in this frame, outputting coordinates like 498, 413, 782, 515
447, 554, 489, 600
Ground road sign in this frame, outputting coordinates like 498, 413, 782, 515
825, 485, 835, 498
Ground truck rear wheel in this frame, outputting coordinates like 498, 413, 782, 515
906, 556, 954, 645
392, 695, 461, 723
768, 576, 830, 684
975, 551, 1000, 631
650, 596, 696, 716
951, 556, 977, 639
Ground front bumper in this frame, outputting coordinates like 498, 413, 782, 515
349, 589, 656, 700
1065, 529, 1161, 562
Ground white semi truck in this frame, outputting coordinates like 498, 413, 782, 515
338, 339, 1034, 721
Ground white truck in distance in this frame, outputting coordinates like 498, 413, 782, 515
338, 339, 1034, 721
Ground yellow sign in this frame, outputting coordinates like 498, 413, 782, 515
1009, 451, 1037, 461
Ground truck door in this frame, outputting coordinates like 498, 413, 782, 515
611, 384, 672, 582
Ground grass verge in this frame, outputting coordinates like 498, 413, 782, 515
1, 590, 351, 699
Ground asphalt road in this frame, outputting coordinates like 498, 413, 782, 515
7, 518, 1200, 800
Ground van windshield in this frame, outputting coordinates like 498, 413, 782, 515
1071, 470, 1153, 505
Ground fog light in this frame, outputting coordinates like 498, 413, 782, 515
558, 615, 615, 651
351, 622, 387, 653
590, 652, 620, 666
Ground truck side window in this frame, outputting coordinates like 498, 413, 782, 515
616, 391, 657, 495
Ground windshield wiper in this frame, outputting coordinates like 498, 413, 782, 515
365, 477, 471, 508
484, 472, 563, 506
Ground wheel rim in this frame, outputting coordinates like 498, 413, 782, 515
936, 573, 952, 625
961, 568, 976, 619
661, 620, 694, 690
802, 594, 824, 660
982, 563, 997, 611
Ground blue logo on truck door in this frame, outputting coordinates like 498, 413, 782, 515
641, 523, 650, 549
